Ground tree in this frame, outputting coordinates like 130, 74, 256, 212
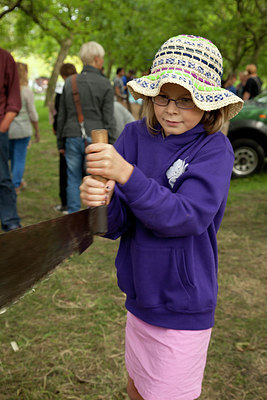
208, 0, 267, 76
0, 0, 266, 109
0, 0, 22, 19
17, 1, 91, 106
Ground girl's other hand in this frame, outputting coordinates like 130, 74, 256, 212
85, 143, 133, 185
80, 176, 115, 207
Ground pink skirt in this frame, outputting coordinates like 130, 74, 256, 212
125, 312, 212, 400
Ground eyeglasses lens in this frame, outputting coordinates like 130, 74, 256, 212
152, 95, 195, 109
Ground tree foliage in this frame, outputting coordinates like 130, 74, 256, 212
0, 0, 266, 105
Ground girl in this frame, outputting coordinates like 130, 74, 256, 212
80, 35, 243, 400
9, 63, 40, 194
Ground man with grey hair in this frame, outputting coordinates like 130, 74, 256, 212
57, 41, 116, 214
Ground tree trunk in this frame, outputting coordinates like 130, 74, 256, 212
105, 51, 114, 80
45, 36, 73, 111
251, 42, 261, 65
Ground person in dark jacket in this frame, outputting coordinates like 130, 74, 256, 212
80, 35, 244, 400
57, 41, 116, 213
0, 48, 21, 232
53, 63, 77, 214
242, 64, 262, 100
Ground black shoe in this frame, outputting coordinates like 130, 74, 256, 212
6, 224, 21, 232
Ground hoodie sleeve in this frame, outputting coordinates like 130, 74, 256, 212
104, 190, 134, 240
116, 134, 234, 237
104, 128, 136, 239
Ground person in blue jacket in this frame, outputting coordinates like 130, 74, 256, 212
80, 35, 243, 400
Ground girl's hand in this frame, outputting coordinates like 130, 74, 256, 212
80, 176, 115, 207
85, 143, 134, 185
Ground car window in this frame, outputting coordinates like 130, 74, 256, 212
255, 91, 267, 104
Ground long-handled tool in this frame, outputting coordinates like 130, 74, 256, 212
0, 129, 108, 310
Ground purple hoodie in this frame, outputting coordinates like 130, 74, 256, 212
105, 119, 234, 330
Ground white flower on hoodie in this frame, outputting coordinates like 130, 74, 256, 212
166, 158, 189, 188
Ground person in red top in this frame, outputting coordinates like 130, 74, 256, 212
0, 48, 22, 232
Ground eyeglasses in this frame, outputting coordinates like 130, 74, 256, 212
152, 95, 195, 109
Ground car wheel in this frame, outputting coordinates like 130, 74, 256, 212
232, 139, 265, 178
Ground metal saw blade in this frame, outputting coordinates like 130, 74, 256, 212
0, 208, 93, 310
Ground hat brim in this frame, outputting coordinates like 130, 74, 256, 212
127, 70, 243, 120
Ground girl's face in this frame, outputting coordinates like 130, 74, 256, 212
153, 83, 204, 136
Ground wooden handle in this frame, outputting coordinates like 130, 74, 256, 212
90, 129, 108, 184
91, 129, 109, 144
89, 129, 109, 236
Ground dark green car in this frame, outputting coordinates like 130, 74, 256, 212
228, 91, 267, 178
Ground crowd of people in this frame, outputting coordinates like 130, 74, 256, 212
55, 42, 135, 214
0, 42, 136, 227
220, 63, 262, 136
223, 63, 262, 100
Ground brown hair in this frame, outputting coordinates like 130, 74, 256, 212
224, 73, 237, 88
59, 63, 77, 78
16, 62, 28, 87
246, 64, 257, 75
142, 97, 231, 135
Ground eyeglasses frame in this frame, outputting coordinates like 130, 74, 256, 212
151, 95, 196, 110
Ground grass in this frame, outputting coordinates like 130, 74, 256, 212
0, 99, 266, 399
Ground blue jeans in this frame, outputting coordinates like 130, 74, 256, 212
9, 136, 31, 188
65, 137, 91, 214
0, 131, 20, 231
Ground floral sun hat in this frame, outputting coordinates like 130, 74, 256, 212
127, 35, 243, 120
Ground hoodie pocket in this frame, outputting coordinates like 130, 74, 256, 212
132, 245, 194, 311
115, 236, 136, 298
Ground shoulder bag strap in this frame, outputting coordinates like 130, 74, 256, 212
71, 75, 87, 139
71, 74, 83, 123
